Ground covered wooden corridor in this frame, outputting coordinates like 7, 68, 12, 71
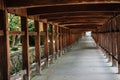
1, 0, 120, 80
32, 36, 120, 80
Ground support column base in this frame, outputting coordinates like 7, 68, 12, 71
36, 64, 42, 75
117, 62, 120, 74
23, 74, 30, 80
45, 60, 49, 68
55, 52, 59, 60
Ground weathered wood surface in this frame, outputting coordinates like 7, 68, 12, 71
43, 23, 49, 67
0, 10, 10, 80
21, 16, 30, 79
35, 21, 41, 73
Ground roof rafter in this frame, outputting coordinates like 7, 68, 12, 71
27, 3, 120, 15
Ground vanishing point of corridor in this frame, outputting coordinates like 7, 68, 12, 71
32, 36, 120, 80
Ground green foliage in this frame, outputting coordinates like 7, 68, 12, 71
40, 35, 44, 45
8, 13, 21, 31
29, 36, 35, 46
28, 19, 34, 32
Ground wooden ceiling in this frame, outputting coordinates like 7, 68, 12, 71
6, 0, 120, 32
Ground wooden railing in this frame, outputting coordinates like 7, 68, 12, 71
10, 55, 53, 80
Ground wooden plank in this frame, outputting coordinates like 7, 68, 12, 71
9, 31, 25, 36
50, 18, 107, 24
21, 16, 30, 80
47, 17, 109, 21
6, 0, 120, 8
43, 23, 49, 67
7, 9, 27, 17
39, 12, 115, 19
28, 32, 37, 36
27, 3, 120, 15
40, 32, 45, 35
0, 9, 10, 80
35, 21, 41, 73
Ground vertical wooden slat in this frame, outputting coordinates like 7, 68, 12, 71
43, 23, 49, 67
0, 10, 10, 80
35, 21, 41, 74
21, 17, 30, 80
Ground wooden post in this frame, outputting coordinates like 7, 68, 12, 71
0, 9, 10, 80
116, 16, 120, 73
43, 23, 49, 67
59, 27, 63, 56
49, 24, 54, 63
118, 32, 120, 73
62, 28, 65, 54
35, 21, 41, 74
55, 26, 59, 59
21, 17, 30, 80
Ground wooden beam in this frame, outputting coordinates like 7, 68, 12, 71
70, 29, 94, 34
40, 15, 111, 20
58, 22, 104, 25
9, 31, 25, 36
6, 0, 120, 8
59, 23, 103, 27
48, 18, 108, 23
65, 24, 101, 28
39, 12, 117, 19
43, 23, 49, 67
0, 10, 10, 80
28, 32, 37, 36
47, 16, 110, 21
21, 16, 30, 80
35, 21, 41, 74
27, 3, 120, 15
7, 9, 27, 17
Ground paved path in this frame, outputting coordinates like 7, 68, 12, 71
32, 36, 120, 80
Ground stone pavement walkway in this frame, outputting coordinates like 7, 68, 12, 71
32, 36, 120, 80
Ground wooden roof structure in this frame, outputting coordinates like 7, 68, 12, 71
1, 0, 120, 80
5, 0, 120, 32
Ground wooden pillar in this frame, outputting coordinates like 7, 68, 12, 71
21, 17, 30, 80
62, 28, 65, 54
69, 30, 71, 48
59, 27, 63, 56
0, 9, 10, 80
35, 21, 41, 74
118, 32, 120, 73
49, 24, 54, 63
43, 23, 49, 67
55, 26, 59, 59
116, 16, 120, 73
